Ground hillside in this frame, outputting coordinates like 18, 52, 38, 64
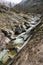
14, 0, 43, 13
0, 1, 43, 65
0, 0, 43, 13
